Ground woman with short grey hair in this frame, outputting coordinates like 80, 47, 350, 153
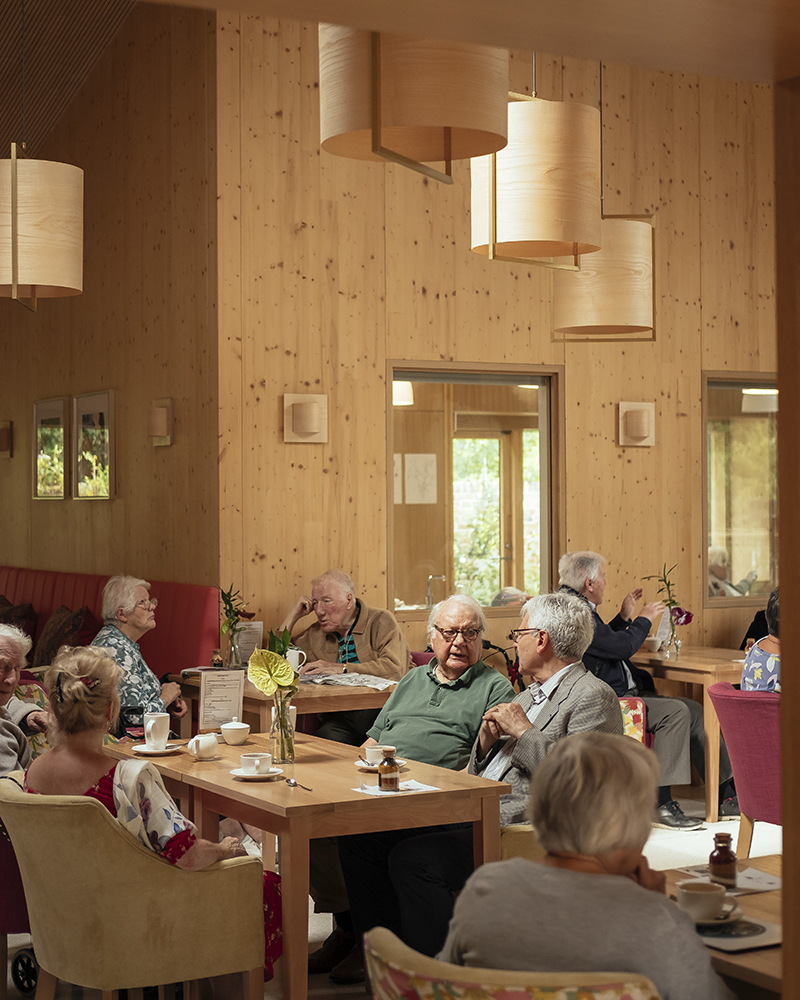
439, 731, 734, 1000
0, 624, 48, 773
92, 575, 185, 732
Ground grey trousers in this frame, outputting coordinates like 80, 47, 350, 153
639, 693, 732, 788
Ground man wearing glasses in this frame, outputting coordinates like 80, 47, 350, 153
359, 594, 514, 769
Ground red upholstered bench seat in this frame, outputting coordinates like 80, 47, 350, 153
0, 565, 219, 677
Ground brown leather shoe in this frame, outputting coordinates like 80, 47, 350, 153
329, 945, 366, 985
308, 927, 356, 974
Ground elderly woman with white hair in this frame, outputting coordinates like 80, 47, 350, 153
439, 731, 735, 1000
0, 624, 49, 773
91, 575, 186, 732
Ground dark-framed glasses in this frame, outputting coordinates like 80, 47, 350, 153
434, 625, 483, 642
508, 627, 543, 643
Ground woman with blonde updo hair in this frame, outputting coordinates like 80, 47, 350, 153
24, 647, 283, 986
26, 646, 243, 870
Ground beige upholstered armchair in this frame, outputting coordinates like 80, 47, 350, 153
0, 773, 264, 1000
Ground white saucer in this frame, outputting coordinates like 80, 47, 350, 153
132, 743, 182, 756
695, 902, 744, 926
355, 758, 407, 772
229, 767, 284, 781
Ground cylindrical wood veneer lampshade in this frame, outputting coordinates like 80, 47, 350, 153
553, 217, 653, 335
319, 24, 509, 162
471, 98, 601, 258
0, 153, 83, 297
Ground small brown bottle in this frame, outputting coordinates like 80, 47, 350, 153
709, 831, 737, 887
211, 648, 224, 669
378, 746, 400, 792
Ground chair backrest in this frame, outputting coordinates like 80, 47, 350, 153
707, 682, 781, 826
0, 773, 263, 991
411, 651, 432, 667
364, 926, 662, 1000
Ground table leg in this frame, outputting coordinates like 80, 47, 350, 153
279, 819, 311, 1000
703, 683, 721, 823
473, 795, 501, 867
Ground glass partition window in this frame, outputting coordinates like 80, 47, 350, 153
706, 378, 778, 601
392, 371, 551, 609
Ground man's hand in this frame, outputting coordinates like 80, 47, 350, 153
628, 855, 666, 894
25, 710, 50, 734
619, 587, 643, 621
299, 660, 347, 676
640, 600, 667, 624
278, 596, 314, 632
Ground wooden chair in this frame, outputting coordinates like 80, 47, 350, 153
708, 681, 781, 857
363, 926, 662, 1000
0, 773, 264, 1000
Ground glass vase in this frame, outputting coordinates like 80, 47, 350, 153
226, 633, 242, 669
270, 688, 295, 763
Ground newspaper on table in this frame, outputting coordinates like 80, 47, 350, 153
198, 669, 244, 731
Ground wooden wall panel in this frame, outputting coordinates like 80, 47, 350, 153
0, 6, 219, 586
214, 18, 776, 647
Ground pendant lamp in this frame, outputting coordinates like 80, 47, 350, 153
319, 24, 509, 184
552, 216, 654, 339
0, 143, 83, 308
470, 95, 601, 269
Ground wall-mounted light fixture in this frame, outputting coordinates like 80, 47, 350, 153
149, 399, 173, 446
392, 381, 414, 406
618, 402, 655, 447
284, 394, 328, 443
741, 388, 778, 413
0, 420, 12, 459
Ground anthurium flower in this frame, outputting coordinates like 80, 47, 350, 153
248, 647, 298, 695
671, 606, 693, 626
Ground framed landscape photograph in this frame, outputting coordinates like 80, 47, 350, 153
72, 390, 115, 499
33, 397, 68, 499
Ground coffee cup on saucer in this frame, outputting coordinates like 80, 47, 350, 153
676, 879, 726, 920
143, 712, 170, 751
241, 752, 272, 774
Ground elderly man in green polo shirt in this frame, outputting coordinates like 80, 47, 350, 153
308, 593, 513, 984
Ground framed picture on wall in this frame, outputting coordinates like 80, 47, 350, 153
33, 397, 69, 499
72, 390, 115, 499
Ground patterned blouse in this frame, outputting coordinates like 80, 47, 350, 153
741, 638, 781, 692
91, 624, 166, 722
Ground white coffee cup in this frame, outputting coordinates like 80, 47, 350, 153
270, 704, 298, 731
365, 744, 395, 766
285, 648, 307, 670
241, 752, 273, 774
188, 733, 218, 759
644, 636, 661, 652
221, 717, 250, 745
676, 879, 726, 920
144, 712, 170, 751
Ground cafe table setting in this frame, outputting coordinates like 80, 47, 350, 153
104, 730, 509, 1000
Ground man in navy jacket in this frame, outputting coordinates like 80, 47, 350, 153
558, 551, 737, 830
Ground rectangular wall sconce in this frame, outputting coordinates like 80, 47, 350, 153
149, 399, 173, 446
0, 420, 12, 459
283, 393, 328, 443
618, 401, 655, 447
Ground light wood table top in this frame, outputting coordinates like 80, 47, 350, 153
665, 854, 781, 995
631, 646, 744, 821
171, 673, 395, 737
107, 733, 509, 1000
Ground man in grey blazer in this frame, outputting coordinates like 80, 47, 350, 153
339, 591, 624, 959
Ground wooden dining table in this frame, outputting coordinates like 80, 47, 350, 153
665, 854, 781, 997
105, 732, 509, 1000
631, 646, 745, 821
170, 672, 395, 738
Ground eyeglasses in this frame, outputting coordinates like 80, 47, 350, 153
135, 598, 158, 611
508, 628, 543, 643
434, 625, 483, 642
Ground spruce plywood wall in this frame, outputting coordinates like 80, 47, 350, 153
0, 5, 220, 585
217, 16, 775, 645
